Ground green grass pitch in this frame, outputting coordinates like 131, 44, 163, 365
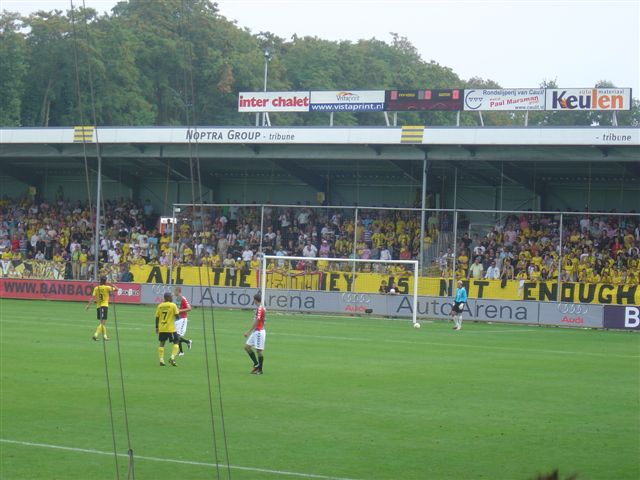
1, 298, 638, 479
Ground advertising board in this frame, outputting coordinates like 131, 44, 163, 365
385, 89, 463, 111
464, 89, 545, 111
6, 282, 601, 329
538, 302, 603, 328
309, 90, 385, 112
140, 285, 541, 324
545, 88, 632, 110
603, 305, 640, 330
0, 278, 141, 304
238, 92, 310, 112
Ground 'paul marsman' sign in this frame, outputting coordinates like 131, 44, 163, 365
464, 89, 546, 111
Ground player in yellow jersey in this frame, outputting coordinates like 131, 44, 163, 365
85, 276, 117, 341
155, 292, 180, 366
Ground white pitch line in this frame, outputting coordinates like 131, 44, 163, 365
274, 332, 640, 359
0, 439, 359, 480
427, 328, 540, 334
0, 318, 142, 330
3, 315, 637, 359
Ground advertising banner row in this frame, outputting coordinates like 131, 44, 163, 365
2, 278, 638, 331
129, 265, 640, 305
238, 88, 632, 112
0, 278, 141, 303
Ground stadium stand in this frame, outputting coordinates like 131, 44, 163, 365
1, 196, 638, 285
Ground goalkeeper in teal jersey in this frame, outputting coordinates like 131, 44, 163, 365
451, 280, 467, 331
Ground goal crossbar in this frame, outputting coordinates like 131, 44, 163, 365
260, 255, 419, 323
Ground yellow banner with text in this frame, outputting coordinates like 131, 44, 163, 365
130, 265, 639, 305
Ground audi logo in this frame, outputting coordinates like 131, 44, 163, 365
341, 293, 371, 304
557, 303, 589, 315
152, 284, 173, 295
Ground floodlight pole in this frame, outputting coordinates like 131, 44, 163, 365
93, 152, 102, 282
260, 254, 267, 306
262, 49, 271, 127
451, 210, 458, 297
557, 213, 564, 302
168, 206, 178, 286
352, 207, 358, 290
259, 205, 264, 253
419, 157, 428, 273
451, 168, 459, 296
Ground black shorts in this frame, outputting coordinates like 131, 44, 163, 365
158, 332, 179, 343
97, 306, 108, 321
451, 302, 465, 313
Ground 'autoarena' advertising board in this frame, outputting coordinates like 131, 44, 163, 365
139, 285, 605, 328
463, 89, 545, 111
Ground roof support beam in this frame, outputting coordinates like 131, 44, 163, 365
450, 161, 497, 187
154, 158, 191, 181
0, 160, 44, 189
388, 160, 421, 183
270, 159, 327, 193
82, 158, 140, 191
155, 158, 220, 193
619, 161, 640, 179
485, 161, 546, 195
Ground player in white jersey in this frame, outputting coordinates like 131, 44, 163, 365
244, 292, 266, 375
173, 286, 193, 356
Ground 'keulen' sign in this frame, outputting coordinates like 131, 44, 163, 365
238, 92, 310, 112
546, 88, 632, 110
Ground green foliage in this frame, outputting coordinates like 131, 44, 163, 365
0, 3, 637, 127
0, 13, 27, 126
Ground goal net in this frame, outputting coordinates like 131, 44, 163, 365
260, 255, 418, 324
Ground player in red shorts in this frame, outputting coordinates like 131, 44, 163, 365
173, 286, 193, 356
244, 292, 266, 375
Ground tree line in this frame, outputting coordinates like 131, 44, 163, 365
1, 0, 637, 128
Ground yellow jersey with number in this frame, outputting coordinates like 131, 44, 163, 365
155, 301, 179, 333
93, 285, 116, 307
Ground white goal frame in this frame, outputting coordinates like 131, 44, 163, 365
260, 255, 419, 324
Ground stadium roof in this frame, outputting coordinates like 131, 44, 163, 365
1, 126, 639, 194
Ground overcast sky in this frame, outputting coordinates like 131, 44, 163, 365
3, 0, 639, 92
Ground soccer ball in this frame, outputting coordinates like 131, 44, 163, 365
389, 288, 396, 294
413, 322, 421, 329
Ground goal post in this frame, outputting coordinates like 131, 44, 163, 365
260, 255, 419, 324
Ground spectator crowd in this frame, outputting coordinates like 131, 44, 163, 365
441, 213, 640, 286
1, 196, 638, 286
